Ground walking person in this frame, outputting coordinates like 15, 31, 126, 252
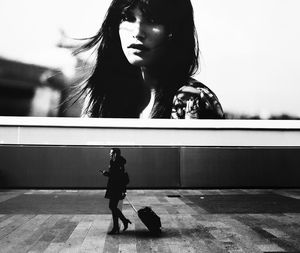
101, 148, 131, 234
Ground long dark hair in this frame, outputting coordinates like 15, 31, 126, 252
74, 0, 199, 118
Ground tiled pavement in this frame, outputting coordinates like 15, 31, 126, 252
0, 189, 299, 252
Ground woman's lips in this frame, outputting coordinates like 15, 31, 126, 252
128, 44, 150, 51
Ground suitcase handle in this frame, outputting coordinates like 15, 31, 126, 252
125, 196, 138, 213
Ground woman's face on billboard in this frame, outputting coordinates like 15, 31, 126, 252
119, 6, 169, 68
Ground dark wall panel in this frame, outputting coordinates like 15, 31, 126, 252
1, 145, 300, 188
0, 146, 180, 188
180, 147, 300, 188
122, 147, 180, 188
0, 146, 106, 188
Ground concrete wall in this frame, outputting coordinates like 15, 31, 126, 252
1, 145, 299, 189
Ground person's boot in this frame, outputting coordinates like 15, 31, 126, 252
108, 214, 120, 235
117, 209, 132, 232
122, 218, 132, 232
108, 226, 120, 235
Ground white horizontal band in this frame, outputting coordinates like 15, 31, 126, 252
1, 117, 300, 146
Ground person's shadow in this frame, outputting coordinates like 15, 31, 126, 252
120, 229, 163, 238
119, 226, 189, 239
120, 226, 213, 240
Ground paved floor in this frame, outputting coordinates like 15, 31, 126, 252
0, 189, 299, 252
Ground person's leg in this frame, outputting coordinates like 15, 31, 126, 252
108, 198, 120, 234
116, 208, 126, 222
115, 201, 132, 231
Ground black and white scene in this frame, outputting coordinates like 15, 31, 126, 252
1, 0, 300, 119
0, 0, 300, 252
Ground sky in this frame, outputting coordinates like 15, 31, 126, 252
0, 0, 300, 117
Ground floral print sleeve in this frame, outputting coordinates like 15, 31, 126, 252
171, 80, 224, 119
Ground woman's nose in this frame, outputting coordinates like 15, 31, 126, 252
132, 21, 146, 40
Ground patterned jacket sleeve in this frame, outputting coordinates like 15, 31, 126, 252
171, 80, 224, 119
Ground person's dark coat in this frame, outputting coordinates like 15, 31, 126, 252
104, 156, 127, 200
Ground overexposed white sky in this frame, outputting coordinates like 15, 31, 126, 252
194, 0, 300, 117
0, 0, 299, 117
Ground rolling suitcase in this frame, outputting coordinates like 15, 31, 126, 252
126, 196, 162, 234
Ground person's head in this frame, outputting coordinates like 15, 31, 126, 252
118, 5, 170, 68
77, 0, 199, 118
110, 148, 121, 160
101, 0, 199, 73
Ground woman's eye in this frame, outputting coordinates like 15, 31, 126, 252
121, 13, 135, 22
145, 17, 158, 25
